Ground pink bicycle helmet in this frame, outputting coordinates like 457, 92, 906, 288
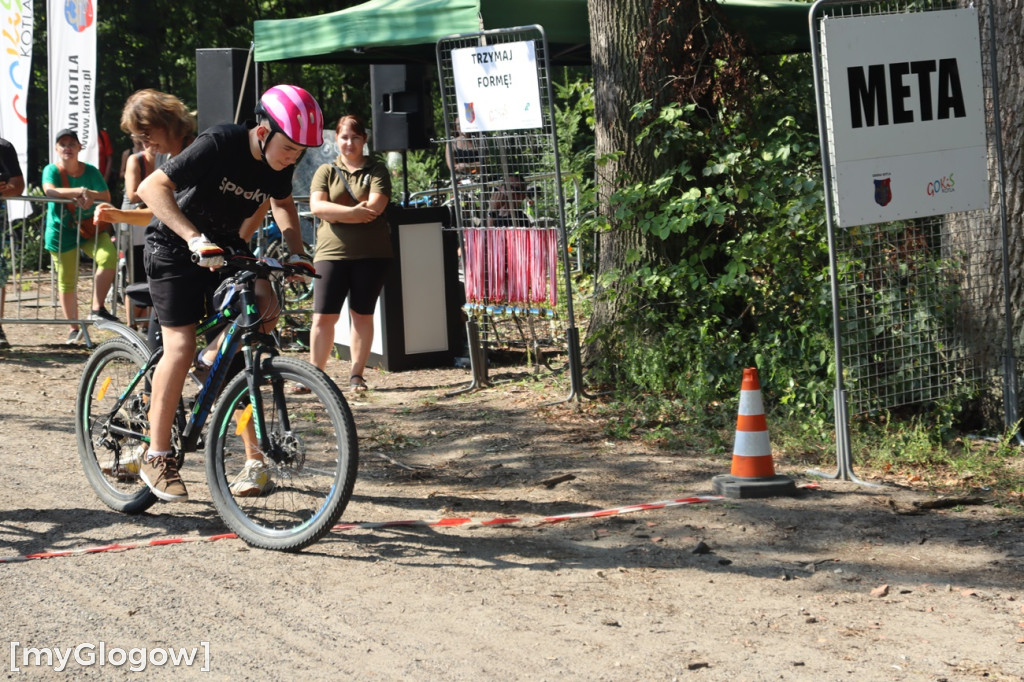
255, 84, 324, 148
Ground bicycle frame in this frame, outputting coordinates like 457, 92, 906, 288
101, 269, 281, 457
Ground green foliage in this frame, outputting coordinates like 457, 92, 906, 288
587, 55, 834, 433
851, 414, 1024, 508
553, 71, 599, 278
383, 148, 446, 203
860, 412, 953, 469
554, 69, 596, 183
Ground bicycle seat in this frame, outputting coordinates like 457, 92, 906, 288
125, 282, 154, 308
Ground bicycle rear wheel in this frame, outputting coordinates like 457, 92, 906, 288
267, 238, 315, 338
75, 337, 157, 514
205, 356, 358, 551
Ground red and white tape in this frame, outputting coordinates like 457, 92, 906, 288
0, 494, 723, 564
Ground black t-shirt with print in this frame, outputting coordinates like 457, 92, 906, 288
146, 123, 293, 258
0, 137, 23, 182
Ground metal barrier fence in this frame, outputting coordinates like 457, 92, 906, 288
436, 25, 588, 400
407, 174, 593, 275
1, 194, 129, 347
809, 0, 1011, 481
0, 194, 319, 349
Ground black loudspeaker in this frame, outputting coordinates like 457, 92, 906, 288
370, 64, 434, 152
196, 48, 257, 135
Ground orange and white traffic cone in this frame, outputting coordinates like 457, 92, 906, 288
711, 368, 796, 499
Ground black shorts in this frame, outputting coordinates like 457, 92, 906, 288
144, 247, 222, 328
313, 258, 391, 316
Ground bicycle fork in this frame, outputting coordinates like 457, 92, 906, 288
232, 287, 288, 462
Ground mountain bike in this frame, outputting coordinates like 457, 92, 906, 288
75, 254, 358, 551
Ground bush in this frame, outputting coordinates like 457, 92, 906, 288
586, 55, 835, 435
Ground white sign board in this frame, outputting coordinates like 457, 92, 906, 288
451, 41, 543, 133
822, 8, 988, 227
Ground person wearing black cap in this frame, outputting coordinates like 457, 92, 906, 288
0, 136, 25, 349
42, 128, 116, 343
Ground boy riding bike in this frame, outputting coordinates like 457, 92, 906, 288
135, 85, 321, 502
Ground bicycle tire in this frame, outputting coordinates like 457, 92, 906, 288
263, 237, 288, 262
75, 337, 158, 514
205, 356, 358, 551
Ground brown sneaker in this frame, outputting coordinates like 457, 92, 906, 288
139, 454, 189, 502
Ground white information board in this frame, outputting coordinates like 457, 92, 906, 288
451, 40, 543, 133
822, 8, 988, 227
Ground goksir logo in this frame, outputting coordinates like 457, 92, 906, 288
926, 173, 956, 196
64, 0, 94, 33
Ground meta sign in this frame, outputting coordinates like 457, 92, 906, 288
822, 8, 988, 227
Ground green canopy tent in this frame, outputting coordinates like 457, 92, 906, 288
254, 0, 591, 65
252, 0, 812, 66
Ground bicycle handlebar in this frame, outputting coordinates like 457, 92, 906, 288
190, 249, 320, 280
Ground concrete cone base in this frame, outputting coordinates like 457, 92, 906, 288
712, 474, 797, 499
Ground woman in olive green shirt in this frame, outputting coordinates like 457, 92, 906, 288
307, 114, 392, 391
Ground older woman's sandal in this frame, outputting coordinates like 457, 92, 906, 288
349, 375, 368, 392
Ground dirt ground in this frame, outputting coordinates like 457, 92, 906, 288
0, 321, 1022, 681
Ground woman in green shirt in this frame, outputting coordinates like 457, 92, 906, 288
42, 128, 115, 343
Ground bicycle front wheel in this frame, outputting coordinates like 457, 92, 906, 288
75, 337, 157, 514
205, 357, 358, 551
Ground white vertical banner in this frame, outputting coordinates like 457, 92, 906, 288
47, 0, 98, 166
0, 0, 35, 219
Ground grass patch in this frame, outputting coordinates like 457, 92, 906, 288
847, 417, 1024, 509
583, 391, 1024, 512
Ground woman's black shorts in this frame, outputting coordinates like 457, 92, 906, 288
313, 258, 391, 316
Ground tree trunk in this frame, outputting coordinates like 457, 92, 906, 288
957, 0, 1024, 416
585, 0, 740, 367
585, 0, 664, 361
995, 1, 1024, 346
